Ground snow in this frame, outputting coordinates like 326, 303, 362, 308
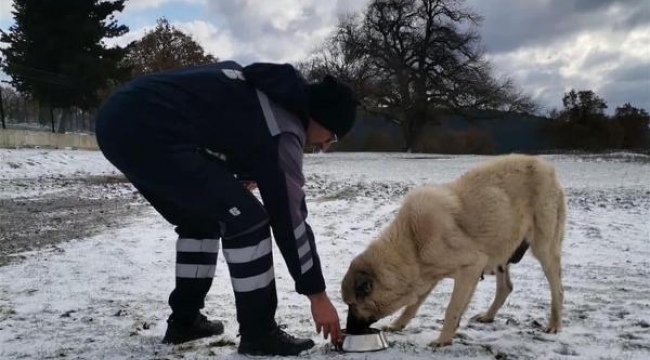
1, 149, 649, 359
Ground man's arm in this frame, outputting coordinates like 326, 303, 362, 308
254, 133, 342, 343
254, 133, 326, 295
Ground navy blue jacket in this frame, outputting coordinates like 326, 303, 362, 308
120, 61, 326, 295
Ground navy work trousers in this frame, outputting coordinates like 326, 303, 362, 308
95, 91, 277, 338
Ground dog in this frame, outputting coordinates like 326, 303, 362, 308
341, 154, 566, 347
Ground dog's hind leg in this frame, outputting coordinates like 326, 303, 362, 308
430, 255, 487, 347
531, 198, 565, 333
384, 282, 438, 332
534, 247, 563, 333
472, 265, 513, 323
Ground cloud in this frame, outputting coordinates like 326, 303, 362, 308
102, 26, 150, 48
203, 0, 369, 64
118, 0, 647, 112
104, 19, 234, 60
174, 20, 236, 59
601, 78, 650, 111
125, 0, 205, 11
461, 0, 650, 113
107, 1, 370, 66
488, 24, 650, 113
5, 0, 648, 113
608, 62, 650, 83
465, 0, 649, 54
1, 1, 14, 25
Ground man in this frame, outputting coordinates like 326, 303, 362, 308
95, 61, 358, 356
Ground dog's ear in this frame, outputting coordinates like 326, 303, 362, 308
354, 271, 373, 298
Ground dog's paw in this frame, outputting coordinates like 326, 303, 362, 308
428, 338, 453, 348
543, 323, 561, 334
471, 313, 495, 323
382, 323, 405, 332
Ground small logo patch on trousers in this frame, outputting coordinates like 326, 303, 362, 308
229, 207, 241, 216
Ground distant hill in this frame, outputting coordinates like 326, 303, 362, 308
335, 109, 553, 153
437, 110, 553, 153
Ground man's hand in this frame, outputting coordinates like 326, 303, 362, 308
308, 291, 342, 344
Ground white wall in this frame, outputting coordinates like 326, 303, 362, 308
0, 130, 98, 150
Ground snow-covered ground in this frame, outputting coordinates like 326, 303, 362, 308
1, 149, 649, 359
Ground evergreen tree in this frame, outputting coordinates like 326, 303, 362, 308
0, 0, 129, 111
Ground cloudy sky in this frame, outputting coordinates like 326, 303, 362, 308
0, 0, 648, 113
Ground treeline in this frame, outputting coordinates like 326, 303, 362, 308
544, 90, 649, 151
333, 89, 650, 154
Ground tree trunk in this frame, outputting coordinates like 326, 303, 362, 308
51, 106, 57, 133
57, 108, 68, 134
402, 118, 420, 152
398, 115, 411, 151
402, 105, 428, 152
38, 101, 55, 132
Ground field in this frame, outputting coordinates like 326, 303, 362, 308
1, 149, 649, 359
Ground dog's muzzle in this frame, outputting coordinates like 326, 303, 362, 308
345, 307, 377, 334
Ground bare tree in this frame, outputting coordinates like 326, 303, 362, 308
308, 0, 537, 150
299, 14, 384, 107
122, 18, 216, 77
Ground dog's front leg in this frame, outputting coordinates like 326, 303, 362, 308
384, 281, 438, 332
430, 259, 486, 347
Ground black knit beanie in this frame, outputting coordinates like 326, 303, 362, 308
308, 75, 359, 137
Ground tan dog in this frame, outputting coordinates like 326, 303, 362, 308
341, 155, 566, 347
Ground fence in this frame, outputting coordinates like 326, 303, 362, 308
1, 87, 97, 134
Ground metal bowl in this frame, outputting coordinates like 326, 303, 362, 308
341, 328, 389, 353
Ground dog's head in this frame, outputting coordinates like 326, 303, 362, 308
341, 251, 419, 332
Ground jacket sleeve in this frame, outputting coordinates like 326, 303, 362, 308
253, 133, 326, 295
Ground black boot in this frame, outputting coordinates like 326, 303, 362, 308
238, 325, 315, 356
162, 314, 224, 345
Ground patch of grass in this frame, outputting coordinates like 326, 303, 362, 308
315, 188, 359, 202
208, 338, 236, 347
84, 175, 129, 185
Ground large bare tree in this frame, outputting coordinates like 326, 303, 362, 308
307, 0, 536, 150
299, 15, 379, 100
